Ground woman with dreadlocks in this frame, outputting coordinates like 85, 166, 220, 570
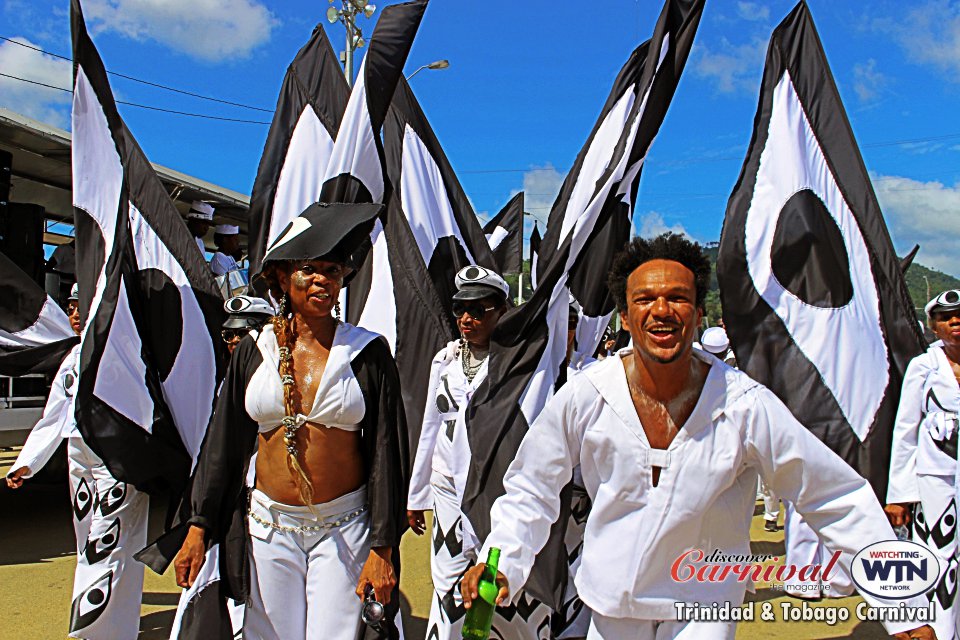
149, 203, 408, 640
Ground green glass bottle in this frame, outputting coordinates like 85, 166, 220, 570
461, 547, 501, 640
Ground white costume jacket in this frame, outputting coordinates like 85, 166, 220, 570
888, 345, 959, 504
480, 349, 925, 633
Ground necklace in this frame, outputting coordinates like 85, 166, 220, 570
460, 340, 488, 383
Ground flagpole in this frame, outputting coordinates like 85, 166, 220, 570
326, 0, 378, 88
517, 272, 523, 305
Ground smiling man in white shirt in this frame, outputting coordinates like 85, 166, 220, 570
461, 233, 935, 640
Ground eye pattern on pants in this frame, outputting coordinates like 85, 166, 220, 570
83, 519, 121, 564
96, 481, 127, 517
929, 555, 959, 611
928, 498, 957, 551
73, 477, 94, 522
69, 570, 113, 632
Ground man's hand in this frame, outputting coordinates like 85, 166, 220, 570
892, 624, 937, 640
174, 525, 207, 588
407, 510, 426, 536
460, 563, 510, 609
884, 503, 913, 528
5, 466, 30, 489
356, 546, 396, 604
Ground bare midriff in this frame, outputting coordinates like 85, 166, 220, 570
255, 422, 364, 506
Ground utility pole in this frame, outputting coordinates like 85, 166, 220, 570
327, 0, 377, 87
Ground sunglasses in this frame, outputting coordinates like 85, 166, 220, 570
451, 302, 498, 321
221, 329, 247, 342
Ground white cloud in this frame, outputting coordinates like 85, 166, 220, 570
636, 211, 689, 239
692, 38, 766, 94
852, 58, 887, 102
83, 0, 278, 62
873, 1, 960, 79
736, 2, 769, 22
873, 173, 960, 276
0, 37, 72, 128
518, 163, 565, 224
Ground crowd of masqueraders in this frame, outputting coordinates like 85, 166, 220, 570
7, 202, 957, 640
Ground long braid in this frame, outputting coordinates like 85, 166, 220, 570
272, 303, 317, 507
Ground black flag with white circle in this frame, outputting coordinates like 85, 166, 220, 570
717, 0, 925, 500
71, 0, 226, 495
483, 192, 523, 276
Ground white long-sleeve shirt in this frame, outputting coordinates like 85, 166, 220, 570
888, 345, 959, 504
209, 251, 239, 276
480, 348, 925, 633
408, 340, 488, 511
12, 344, 80, 477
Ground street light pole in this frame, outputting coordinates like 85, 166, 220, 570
327, 0, 376, 88
407, 59, 450, 81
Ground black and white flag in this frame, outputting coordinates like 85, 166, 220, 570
716, 1, 925, 500
529, 220, 542, 290
535, 0, 705, 363
71, 0, 227, 494
463, 0, 705, 606
370, 75, 498, 447
246, 24, 351, 278
483, 192, 523, 275
0, 250, 78, 376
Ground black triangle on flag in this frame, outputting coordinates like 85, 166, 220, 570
0, 249, 78, 376
463, 0, 705, 607
71, 0, 227, 495
529, 220, 542, 290
483, 192, 524, 275
716, 1, 926, 500
359, 75, 498, 452
535, 0, 705, 363
246, 24, 350, 279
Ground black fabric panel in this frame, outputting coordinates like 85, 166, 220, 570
175, 580, 234, 640
0, 249, 47, 333
0, 337, 79, 377
484, 192, 524, 275
771, 188, 853, 308
529, 222, 541, 262
320, 173, 374, 206
567, 192, 632, 316
71, 208, 105, 326
717, 1, 925, 500
247, 25, 350, 276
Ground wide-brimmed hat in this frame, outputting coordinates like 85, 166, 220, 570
260, 202, 382, 281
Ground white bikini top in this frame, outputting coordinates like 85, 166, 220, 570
245, 323, 376, 433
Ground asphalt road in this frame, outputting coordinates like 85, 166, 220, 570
1, 445, 893, 639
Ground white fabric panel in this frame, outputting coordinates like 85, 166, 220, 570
486, 226, 509, 252
323, 58, 384, 203
129, 203, 216, 460
575, 311, 613, 363
93, 275, 154, 432
267, 106, 335, 248
400, 125, 476, 267
72, 68, 124, 341
356, 219, 397, 352
0, 296, 74, 348
744, 70, 887, 442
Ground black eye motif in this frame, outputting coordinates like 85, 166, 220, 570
63, 371, 77, 398
73, 477, 94, 522
96, 482, 127, 517
83, 519, 121, 565
929, 498, 957, 551
930, 555, 958, 611
69, 570, 113, 633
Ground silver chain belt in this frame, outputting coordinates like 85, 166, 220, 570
248, 504, 367, 534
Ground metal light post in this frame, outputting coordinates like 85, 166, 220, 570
407, 59, 450, 80
327, 0, 377, 87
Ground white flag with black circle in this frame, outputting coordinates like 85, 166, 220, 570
717, 1, 925, 499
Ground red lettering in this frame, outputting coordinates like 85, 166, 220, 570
821, 551, 842, 581
671, 549, 703, 582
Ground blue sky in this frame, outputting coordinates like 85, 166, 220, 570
1, 0, 958, 275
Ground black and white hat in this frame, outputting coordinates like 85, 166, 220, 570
260, 202, 382, 277
186, 200, 214, 222
452, 265, 509, 302
925, 289, 960, 319
223, 295, 275, 330
68, 283, 79, 302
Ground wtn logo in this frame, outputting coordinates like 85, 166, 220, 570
852, 541, 938, 599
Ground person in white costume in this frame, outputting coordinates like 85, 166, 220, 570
407, 265, 551, 640
6, 284, 148, 640
209, 224, 242, 276
887, 289, 960, 640
461, 233, 934, 640
185, 200, 214, 255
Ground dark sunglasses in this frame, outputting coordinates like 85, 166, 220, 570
451, 302, 498, 321
221, 329, 247, 342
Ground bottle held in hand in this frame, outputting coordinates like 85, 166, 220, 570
462, 548, 501, 640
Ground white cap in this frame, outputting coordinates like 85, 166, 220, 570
187, 201, 214, 221
214, 224, 239, 235
452, 265, 509, 301
68, 283, 79, 301
924, 289, 960, 319
701, 327, 730, 355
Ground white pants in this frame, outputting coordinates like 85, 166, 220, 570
426, 471, 552, 640
782, 502, 853, 599
759, 479, 779, 523
68, 437, 148, 640
913, 474, 958, 640
244, 487, 371, 640
586, 614, 735, 640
